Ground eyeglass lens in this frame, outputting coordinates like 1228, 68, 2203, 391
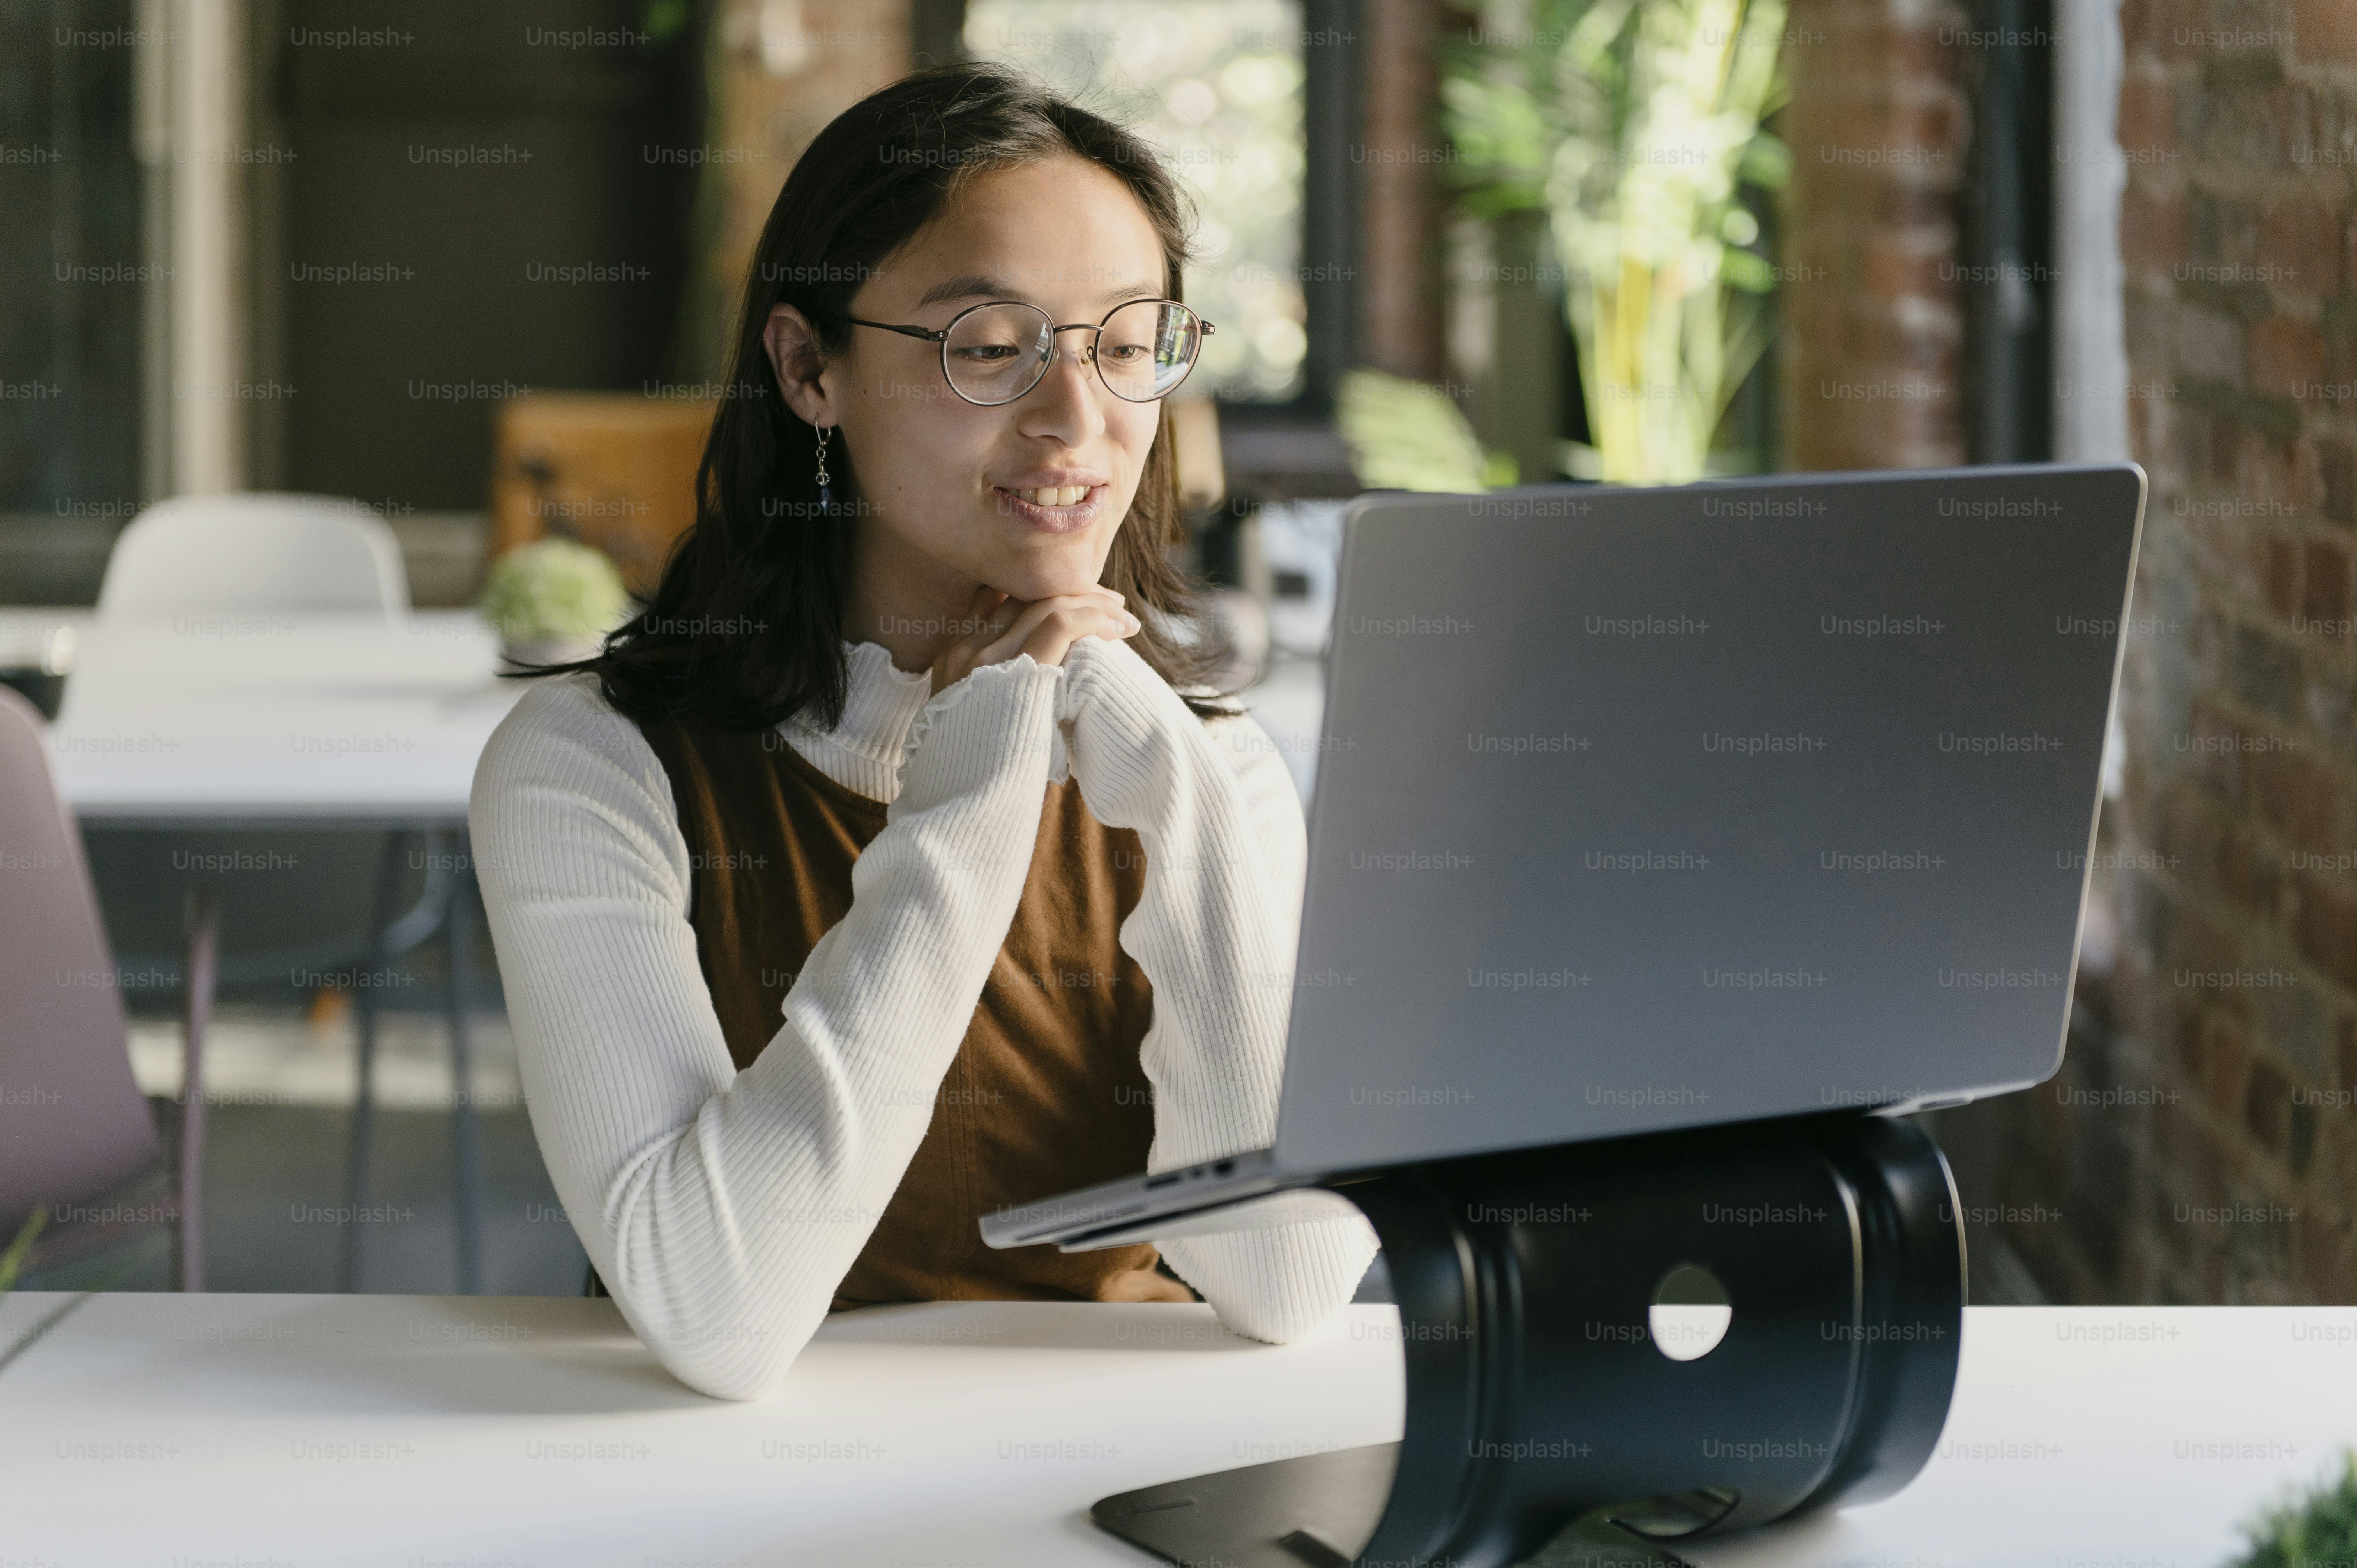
942, 300, 1201, 406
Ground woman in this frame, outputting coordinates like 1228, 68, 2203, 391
470, 62, 1378, 1400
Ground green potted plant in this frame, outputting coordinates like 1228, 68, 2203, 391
1442, 0, 1792, 484
479, 536, 632, 668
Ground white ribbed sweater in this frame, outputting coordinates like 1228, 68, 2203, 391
468, 633, 1380, 1400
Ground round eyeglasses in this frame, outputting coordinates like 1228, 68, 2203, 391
833, 298, 1214, 407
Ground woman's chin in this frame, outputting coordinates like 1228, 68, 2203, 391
979, 543, 1115, 603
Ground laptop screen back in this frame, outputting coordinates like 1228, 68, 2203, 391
1272, 464, 2146, 1172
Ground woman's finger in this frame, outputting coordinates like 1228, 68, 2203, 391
929, 586, 1012, 694
1018, 606, 1135, 670
977, 595, 1136, 669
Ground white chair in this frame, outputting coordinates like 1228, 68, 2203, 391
83, 492, 484, 1290
0, 686, 217, 1290
97, 493, 410, 620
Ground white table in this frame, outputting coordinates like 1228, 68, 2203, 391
30, 607, 1320, 818
44, 610, 521, 826
4, 1294, 2350, 1565
32, 609, 524, 1290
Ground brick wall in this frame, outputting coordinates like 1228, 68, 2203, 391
1942, 0, 2357, 1303
1777, 0, 1974, 470
1357, 0, 1454, 383
677, 0, 913, 378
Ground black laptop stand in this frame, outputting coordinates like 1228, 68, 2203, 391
1091, 1111, 1965, 1568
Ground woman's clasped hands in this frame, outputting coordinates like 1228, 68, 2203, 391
927, 583, 1141, 697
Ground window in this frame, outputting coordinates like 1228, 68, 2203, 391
966, 1, 1309, 401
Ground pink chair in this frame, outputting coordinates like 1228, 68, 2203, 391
0, 686, 216, 1289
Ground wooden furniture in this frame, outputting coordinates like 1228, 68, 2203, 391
489, 393, 716, 595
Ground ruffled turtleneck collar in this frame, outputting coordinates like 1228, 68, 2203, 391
777, 639, 936, 803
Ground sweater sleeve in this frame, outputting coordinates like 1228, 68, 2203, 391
1054, 636, 1382, 1343
468, 662, 1062, 1400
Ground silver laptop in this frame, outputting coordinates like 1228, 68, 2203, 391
982, 463, 2147, 1254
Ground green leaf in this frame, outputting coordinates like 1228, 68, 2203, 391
641, 0, 688, 42
2234, 1450, 2357, 1568
1336, 368, 1494, 493
0, 1206, 49, 1296
1717, 247, 1776, 293
1738, 130, 1793, 189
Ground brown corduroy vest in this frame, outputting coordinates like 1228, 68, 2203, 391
632, 715, 1195, 1311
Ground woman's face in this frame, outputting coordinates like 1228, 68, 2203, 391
773, 155, 1171, 608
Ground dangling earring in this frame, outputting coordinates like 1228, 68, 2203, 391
813, 424, 835, 516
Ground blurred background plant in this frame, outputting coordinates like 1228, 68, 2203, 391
1442, 0, 1791, 484
2234, 1451, 2357, 1568
1, 1207, 46, 1300
479, 536, 632, 665
1334, 368, 1516, 493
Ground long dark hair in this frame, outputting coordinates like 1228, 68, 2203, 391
530, 62, 1238, 731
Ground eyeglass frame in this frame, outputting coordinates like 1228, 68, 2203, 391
827, 297, 1216, 407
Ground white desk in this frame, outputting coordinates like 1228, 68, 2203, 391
29, 609, 1320, 820
44, 611, 520, 826
5, 1295, 2351, 1565
28, 610, 525, 1290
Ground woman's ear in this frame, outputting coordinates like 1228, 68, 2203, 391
764, 304, 835, 428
